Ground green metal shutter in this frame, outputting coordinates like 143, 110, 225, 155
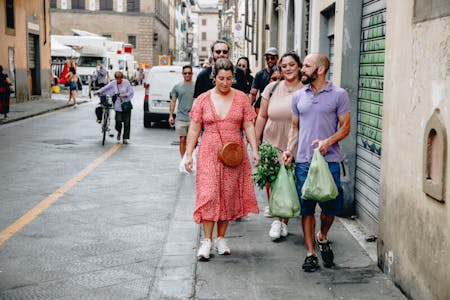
355, 0, 386, 232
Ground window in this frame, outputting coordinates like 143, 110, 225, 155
6, 0, 14, 29
127, 0, 140, 12
128, 35, 136, 48
422, 109, 447, 202
72, 0, 85, 9
201, 46, 207, 52
100, 0, 113, 11
202, 19, 206, 25
50, 0, 57, 8
201, 32, 207, 40
102, 34, 112, 39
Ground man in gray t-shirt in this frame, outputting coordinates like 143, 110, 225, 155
169, 65, 195, 157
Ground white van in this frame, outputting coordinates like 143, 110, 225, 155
143, 65, 199, 127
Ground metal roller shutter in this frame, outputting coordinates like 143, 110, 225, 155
355, 0, 386, 232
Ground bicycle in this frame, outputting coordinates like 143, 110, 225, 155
98, 95, 114, 145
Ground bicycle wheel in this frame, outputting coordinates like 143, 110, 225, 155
102, 109, 108, 145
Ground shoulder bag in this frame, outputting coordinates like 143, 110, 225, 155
117, 82, 133, 111
208, 99, 243, 168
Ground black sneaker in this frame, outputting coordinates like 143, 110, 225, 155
302, 255, 319, 272
317, 234, 334, 268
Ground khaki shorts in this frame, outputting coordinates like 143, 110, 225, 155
175, 120, 190, 136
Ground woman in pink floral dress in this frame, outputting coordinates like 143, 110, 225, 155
184, 59, 260, 261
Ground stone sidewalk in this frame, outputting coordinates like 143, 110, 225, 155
193, 186, 407, 299
0, 91, 92, 125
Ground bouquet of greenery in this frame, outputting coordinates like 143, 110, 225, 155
253, 142, 281, 189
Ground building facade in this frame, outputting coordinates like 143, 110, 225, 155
234, 0, 450, 298
378, 1, 450, 299
1, 0, 52, 102
173, 0, 196, 64
193, 3, 219, 65
50, 0, 171, 67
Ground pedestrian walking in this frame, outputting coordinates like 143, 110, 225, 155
95, 61, 109, 109
255, 51, 303, 238
236, 56, 254, 94
283, 53, 351, 272
96, 61, 108, 89
94, 71, 134, 144
249, 47, 279, 115
65, 66, 79, 107
184, 59, 260, 261
0, 65, 12, 119
169, 65, 196, 157
193, 40, 248, 98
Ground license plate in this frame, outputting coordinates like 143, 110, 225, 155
152, 100, 169, 108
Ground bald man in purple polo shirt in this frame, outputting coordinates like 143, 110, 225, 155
283, 53, 351, 272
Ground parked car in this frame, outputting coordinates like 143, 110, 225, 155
143, 65, 199, 128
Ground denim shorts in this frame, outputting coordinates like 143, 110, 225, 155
295, 162, 343, 216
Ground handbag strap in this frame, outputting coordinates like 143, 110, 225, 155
208, 96, 224, 146
116, 82, 123, 103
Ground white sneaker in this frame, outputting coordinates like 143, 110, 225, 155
215, 237, 231, 255
264, 206, 271, 218
197, 239, 212, 261
280, 222, 288, 237
269, 220, 282, 240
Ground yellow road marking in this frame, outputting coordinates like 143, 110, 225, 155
0, 144, 121, 247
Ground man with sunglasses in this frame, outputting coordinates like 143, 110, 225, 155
249, 47, 279, 115
193, 40, 247, 98
169, 65, 196, 157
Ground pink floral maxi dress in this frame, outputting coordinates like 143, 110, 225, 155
190, 90, 260, 224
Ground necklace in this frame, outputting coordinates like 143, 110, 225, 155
285, 81, 301, 93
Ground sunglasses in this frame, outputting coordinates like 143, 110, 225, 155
265, 55, 277, 61
183, 72, 192, 75
214, 50, 229, 55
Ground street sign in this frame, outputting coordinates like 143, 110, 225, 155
158, 55, 171, 66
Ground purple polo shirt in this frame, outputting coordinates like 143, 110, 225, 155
291, 81, 350, 163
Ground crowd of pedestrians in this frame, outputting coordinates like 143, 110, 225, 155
171, 39, 351, 273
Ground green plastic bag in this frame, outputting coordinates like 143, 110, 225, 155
301, 148, 339, 202
269, 165, 300, 218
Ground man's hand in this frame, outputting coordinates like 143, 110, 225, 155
168, 115, 175, 126
311, 139, 330, 155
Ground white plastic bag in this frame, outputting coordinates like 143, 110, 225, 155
179, 150, 196, 174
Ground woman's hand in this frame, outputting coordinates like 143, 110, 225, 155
252, 151, 260, 167
184, 153, 194, 174
282, 150, 293, 166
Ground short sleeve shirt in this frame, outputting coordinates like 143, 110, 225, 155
251, 68, 271, 100
291, 81, 350, 163
193, 66, 248, 99
170, 81, 195, 121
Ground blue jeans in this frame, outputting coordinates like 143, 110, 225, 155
295, 162, 343, 216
